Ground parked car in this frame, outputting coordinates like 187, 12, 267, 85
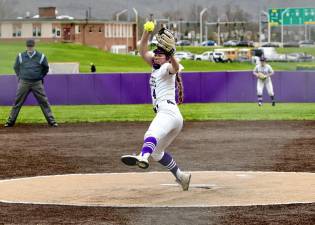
174, 51, 194, 60
200, 40, 217, 46
236, 40, 254, 47
252, 47, 285, 62
295, 53, 314, 62
299, 40, 314, 47
283, 42, 300, 48
223, 40, 238, 47
194, 51, 214, 61
284, 53, 314, 62
176, 40, 191, 46
212, 51, 229, 63
285, 53, 300, 62
261, 42, 280, 48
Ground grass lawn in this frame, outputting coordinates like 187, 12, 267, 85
0, 103, 314, 124
182, 46, 315, 56
0, 42, 314, 74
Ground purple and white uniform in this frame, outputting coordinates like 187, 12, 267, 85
254, 63, 274, 96
144, 62, 184, 161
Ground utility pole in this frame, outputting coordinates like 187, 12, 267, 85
281, 8, 290, 46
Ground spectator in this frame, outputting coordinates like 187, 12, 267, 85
90, 63, 96, 73
4, 39, 58, 127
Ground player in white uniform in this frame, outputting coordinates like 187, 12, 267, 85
253, 57, 276, 106
121, 26, 191, 191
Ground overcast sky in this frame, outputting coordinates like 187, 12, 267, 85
4, 0, 315, 21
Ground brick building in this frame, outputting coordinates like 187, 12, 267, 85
0, 7, 137, 51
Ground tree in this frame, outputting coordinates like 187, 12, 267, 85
222, 3, 252, 40
208, 5, 219, 22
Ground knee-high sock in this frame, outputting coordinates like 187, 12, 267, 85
270, 95, 275, 101
158, 152, 181, 179
140, 136, 157, 159
257, 95, 263, 103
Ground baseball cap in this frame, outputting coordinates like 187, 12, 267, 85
26, 39, 35, 47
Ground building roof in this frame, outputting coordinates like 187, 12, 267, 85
0, 18, 136, 25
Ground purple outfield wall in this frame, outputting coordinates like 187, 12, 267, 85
0, 71, 314, 105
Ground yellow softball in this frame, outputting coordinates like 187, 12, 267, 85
144, 21, 155, 32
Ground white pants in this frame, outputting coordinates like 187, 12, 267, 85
257, 77, 274, 96
144, 100, 183, 162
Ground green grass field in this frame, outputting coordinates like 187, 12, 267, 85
182, 46, 315, 56
0, 41, 314, 74
0, 103, 314, 124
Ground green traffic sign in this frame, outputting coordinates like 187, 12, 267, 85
268, 8, 315, 26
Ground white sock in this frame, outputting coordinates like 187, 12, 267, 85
141, 152, 150, 160
176, 168, 183, 179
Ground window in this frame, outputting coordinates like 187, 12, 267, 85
13, 24, 22, 37
52, 25, 61, 37
113, 24, 116, 37
33, 24, 41, 37
119, 24, 122, 37
108, 24, 112, 37
122, 24, 126, 37
104, 24, 108, 37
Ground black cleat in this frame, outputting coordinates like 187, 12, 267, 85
121, 155, 149, 169
272, 102, 276, 106
4, 122, 14, 127
50, 122, 58, 127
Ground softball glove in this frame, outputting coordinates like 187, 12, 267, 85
156, 28, 176, 56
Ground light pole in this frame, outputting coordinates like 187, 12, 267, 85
199, 8, 207, 44
281, 8, 290, 46
132, 8, 138, 42
116, 9, 128, 21
217, 18, 221, 45
261, 11, 271, 43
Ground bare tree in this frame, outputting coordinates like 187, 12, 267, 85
162, 10, 183, 21
233, 5, 252, 21
222, 3, 252, 40
188, 4, 205, 22
208, 5, 219, 22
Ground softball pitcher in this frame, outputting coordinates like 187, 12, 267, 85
121, 23, 191, 191
253, 57, 276, 106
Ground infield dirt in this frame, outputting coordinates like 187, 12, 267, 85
0, 121, 314, 224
